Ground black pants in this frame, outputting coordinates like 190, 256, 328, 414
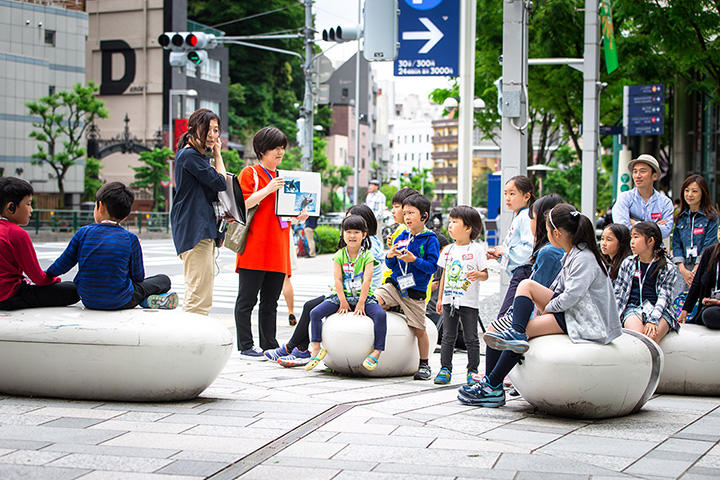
234, 268, 285, 351
0, 281, 79, 310
440, 305, 480, 373
497, 264, 533, 319
120, 275, 171, 309
285, 295, 325, 352
699, 306, 720, 329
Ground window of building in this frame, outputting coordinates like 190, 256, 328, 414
44, 29, 56, 47
342, 88, 349, 97
185, 63, 197, 78
362, 158, 365, 169
411, 153, 414, 161
48, 85, 55, 96
184, 96, 196, 117
200, 58, 221, 83
200, 99, 220, 116
426, 134, 430, 142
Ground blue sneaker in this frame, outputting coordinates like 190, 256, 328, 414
457, 377, 506, 407
434, 367, 451, 384
263, 344, 289, 362
277, 348, 311, 368
483, 327, 529, 354
141, 292, 178, 309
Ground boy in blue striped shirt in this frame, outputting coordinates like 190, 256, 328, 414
46, 182, 177, 310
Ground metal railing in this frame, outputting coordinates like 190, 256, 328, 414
25, 209, 170, 234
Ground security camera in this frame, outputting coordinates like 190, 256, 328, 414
25, 20, 30, 25
38, 22, 42, 27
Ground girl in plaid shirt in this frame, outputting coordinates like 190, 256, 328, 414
614, 222, 679, 342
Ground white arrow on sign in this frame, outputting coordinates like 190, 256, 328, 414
402, 17, 444, 54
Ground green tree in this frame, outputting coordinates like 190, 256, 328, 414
323, 165, 353, 211
472, 168, 492, 208
26, 83, 108, 205
221, 149, 244, 175
441, 194, 456, 212
380, 184, 398, 209
401, 168, 434, 200
131, 147, 173, 211
83, 157, 103, 202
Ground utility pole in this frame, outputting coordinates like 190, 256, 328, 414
581, 0, 600, 220
457, 0, 476, 206
353, 0, 362, 205
301, 0, 314, 172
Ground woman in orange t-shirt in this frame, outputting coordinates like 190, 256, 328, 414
234, 127, 308, 358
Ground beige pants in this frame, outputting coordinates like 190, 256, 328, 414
375, 283, 426, 329
305, 227, 316, 256
179, 238, 215, 315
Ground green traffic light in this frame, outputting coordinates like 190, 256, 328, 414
187, 51, 202, 65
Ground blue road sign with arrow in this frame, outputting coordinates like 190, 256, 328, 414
623, 84, 665, 136
394, 0, 460, 77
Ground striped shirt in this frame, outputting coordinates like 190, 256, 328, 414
46, 223, 144, 310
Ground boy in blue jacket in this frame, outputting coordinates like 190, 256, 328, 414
375, 193, 440, 380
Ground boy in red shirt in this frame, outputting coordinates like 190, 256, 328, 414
0, 177, 79, 310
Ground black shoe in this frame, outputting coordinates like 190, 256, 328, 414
413, 363, 432, 380
288, 314, 297, 326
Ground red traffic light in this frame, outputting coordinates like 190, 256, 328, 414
186, 33, 198, 47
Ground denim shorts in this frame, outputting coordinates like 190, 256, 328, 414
622, 304, 679, 332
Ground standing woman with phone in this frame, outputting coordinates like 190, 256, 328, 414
234, 127, 308, 359
171, 108, 227, 316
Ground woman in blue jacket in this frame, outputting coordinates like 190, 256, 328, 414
673, 174, 718, 288
171, 108, 227, 315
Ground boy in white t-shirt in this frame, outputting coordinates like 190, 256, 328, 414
435, 206, 489, 385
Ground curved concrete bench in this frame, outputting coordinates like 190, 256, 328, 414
657, 324, 720, 395
508, 329, 663, 419
322, 311, 439, 377
0, 306, 233, 401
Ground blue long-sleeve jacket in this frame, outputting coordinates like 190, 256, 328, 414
612, 188, 674, 239
385, 229, 439, 294
531, 243, 565, 288
672, 209, 718, 267
171, 147, 227, 255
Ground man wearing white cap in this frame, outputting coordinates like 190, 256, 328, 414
612, 154, 674, 239
365, 179, 386, 219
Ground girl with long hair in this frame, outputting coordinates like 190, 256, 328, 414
600, 223, 632, 283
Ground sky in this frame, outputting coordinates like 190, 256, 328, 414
313, 0, 452, 101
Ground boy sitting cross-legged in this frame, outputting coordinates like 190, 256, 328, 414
375, 193, 440, 380
46, 182, 177, 310
0, 177, 80, 310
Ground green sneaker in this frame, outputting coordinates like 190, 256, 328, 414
434, 367, 451, 384
467, 372, 479, 385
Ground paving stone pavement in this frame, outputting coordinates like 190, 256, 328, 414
3, 243, 719, 479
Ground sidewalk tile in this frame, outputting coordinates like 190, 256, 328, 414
481, 427, 562, 447
0, 450, 68, 465
49, 453, 173, 472
329, 432, 432, 448
575, 421, 684, 441
542, 450, 634, 471
238, 464, 339, 480
624, 457, 693, 478
0, 413, 59, 426
89, 420, 195, 434
41, 418, 105, 429
182, 425, 285, 440
536, 434, 655, 458
42, 443, 178, 458
334, 472, 453, 480
0, 439, 52, 450
102, 432, 266, 455
390, 425, 476, 440
684, 466, 720, 478
318, 421, 396, 435
493, 453, 619, 475
0, 425, 122, 445
275, 440, 347, 459
30, 407, 125, 419
169, 451, 242, 463
76, 472, 202, 480
514, 473, 590, 480
366, 416, 421, 427
333, 444, 499, 468
262, 456, 376, 472
112, 412, 172, 422
655, 438, 715, 454
644, 449, 702, 462
375, 462, 515, 479
155, 459, 228, 476
0, 464, 89, 479
428, 437, 530, 453
159, 413, 257, 428
696, 455, 720, 468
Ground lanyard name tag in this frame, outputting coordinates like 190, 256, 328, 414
397, 274, 416, 291
348, 277, 362, 294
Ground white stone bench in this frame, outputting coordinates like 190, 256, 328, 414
508, 329, 663, 419
322, 311, 438, 377
0, 306, 233, 401
657, 323, 720, 395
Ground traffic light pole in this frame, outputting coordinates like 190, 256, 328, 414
302, 0, 314, 172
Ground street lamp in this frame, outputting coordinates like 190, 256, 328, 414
527, 164, 556, 197
167, 89, 198, 218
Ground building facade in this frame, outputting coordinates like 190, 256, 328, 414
1, 0, 88, 206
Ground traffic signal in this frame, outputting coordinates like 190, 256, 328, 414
321, 25, 361, 43
158, 31, 217, 66
362, 0, 398, 61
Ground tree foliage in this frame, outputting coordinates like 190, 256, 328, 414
401, 168, 435, 201
83, 157, 103, 202
131, 147, 173, 211
187, 0, 305, 141
26, 83, 108, 205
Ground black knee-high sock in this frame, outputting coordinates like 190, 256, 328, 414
486, 350, 522, 388
510, 296, 534, 334
485, 345, 501, 376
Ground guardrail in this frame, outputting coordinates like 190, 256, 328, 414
25, 209, 170, 234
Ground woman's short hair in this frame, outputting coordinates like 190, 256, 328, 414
252, 127, 288, 159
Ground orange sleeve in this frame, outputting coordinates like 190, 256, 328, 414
239, 166, 257, 200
